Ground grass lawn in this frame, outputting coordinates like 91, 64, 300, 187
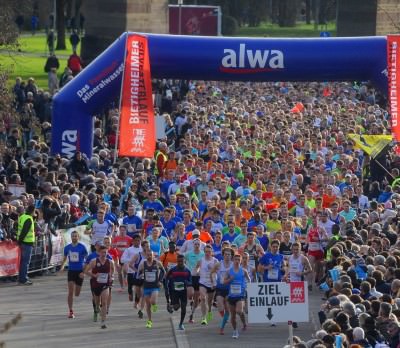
0, 54, 68, 89
17, 33, 79, 57
236, 21, 336, 37
0, 31, 79, 89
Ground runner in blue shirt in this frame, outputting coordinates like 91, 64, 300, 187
122, 205, 143, 237
258, 239, 284, 282
160, 208, 176, 237
224, 253, 250, 339
212, 231, 223, 261
60, 230, 88, 318
143, 190, 164, 212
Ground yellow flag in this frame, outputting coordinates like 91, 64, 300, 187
347, 134, 392, 158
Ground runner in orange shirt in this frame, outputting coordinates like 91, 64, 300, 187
112, 225, 132, 291
160, 241, 179, 312
186, 222, 214, 244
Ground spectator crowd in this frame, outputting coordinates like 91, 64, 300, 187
1, 74, 400, 347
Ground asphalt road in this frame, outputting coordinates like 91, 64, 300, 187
0, 275, 323, 348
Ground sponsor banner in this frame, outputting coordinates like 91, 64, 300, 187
247, 281, 309, 323
50, 234, 65, 265
388, 35, 400, 152
59, 225, 91, 254
119, 34, 156, 158
169, 5, 220, 36
0, 242, 21, 277
51, 33, 126, 158
7, 184, 26, 198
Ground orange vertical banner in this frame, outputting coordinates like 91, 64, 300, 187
388, 35, 400, 152
118, 34, 155, 157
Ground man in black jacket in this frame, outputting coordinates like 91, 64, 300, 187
388, 321, 400, 348
68, 151, 89, 179
44, 53, 60, 74
42, 188, 62, 272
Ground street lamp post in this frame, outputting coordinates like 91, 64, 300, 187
178, 0, 183, 35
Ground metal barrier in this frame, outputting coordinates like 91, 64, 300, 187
0, 232, 63, 279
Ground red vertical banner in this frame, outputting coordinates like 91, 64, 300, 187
118, 34, 155, 157
388, 35, 400, 152
0, 242, 20, 277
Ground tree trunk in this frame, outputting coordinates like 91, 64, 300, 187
271, 0, 279, 24
56, 0, 66, 50
305, 0, 311, 24
278, 0, 297, 27
313, 0, 320, 30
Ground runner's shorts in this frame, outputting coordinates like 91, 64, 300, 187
228, 296, 245, 306
190, 276, 200, 291
91, 285, 110, 297
199, 283, 215, 294
68, 270, 84, 287
143, 287, 160, 297
170, 290, 188, 306
308, 250, 324, 261
215, 287, 229, 298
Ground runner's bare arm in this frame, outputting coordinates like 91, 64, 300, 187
85, 259, 97, 278
158, 263, 166, 282
243, 269, 251, 283
110, 260, 115, 277
302, 256, 313, 275
59, 255, 68, 272
129, 253, 138, 269
209, 262, 220, 278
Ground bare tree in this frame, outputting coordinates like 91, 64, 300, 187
0, 1, 31, 129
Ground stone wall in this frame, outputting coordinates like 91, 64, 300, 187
376, 0, 400, 35
81, 0, 168, 62
126, 0, 168, 34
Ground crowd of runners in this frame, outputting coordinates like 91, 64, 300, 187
3, 77, 400, 347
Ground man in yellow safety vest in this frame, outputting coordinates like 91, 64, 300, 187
17, 205, 36, 285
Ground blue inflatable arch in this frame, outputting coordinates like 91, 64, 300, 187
51, 32, 388, 158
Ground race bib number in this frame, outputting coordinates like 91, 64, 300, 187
308, 242, 320, 251
168, 263, 177, 270
230, 284, 242, 295
145, 271, 157, 282
289, 264, 301, 273
97, 273, 108, 284
248, 259, 256, 269
69, 252, 79, 262
174, 282, 185, 291
269, 268, 279, 280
